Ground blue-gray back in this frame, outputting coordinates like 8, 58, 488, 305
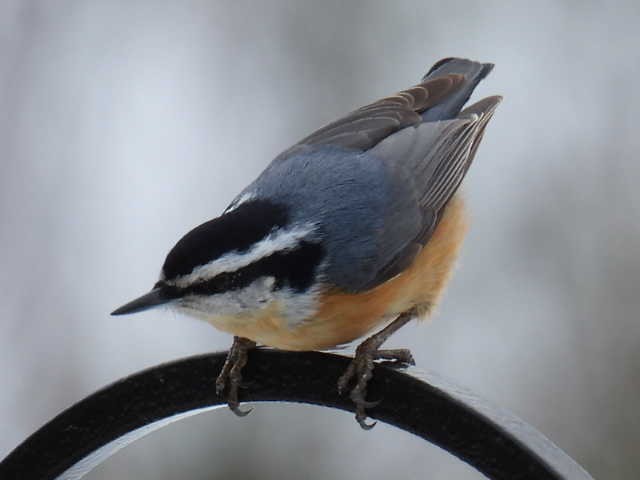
242, 145, 424, 291
234, 58, 501, 292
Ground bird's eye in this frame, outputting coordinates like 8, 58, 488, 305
230, 272, 243, 288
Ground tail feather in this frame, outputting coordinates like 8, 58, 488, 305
420, 58, 494, 122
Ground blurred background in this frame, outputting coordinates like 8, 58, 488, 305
1, 1, 639, 478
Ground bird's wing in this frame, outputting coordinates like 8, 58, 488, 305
363, 96, 501, 289
292, 74, 467, 151
264, 58, 501, 292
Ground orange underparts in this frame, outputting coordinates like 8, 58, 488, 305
207, 195, 467, 351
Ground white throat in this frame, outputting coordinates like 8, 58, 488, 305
177, 276, 321, 327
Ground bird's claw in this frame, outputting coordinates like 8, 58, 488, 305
338, 340, 414, 430
356, 411, 377, 430
216, 336, 256, 417
229, 402, 253, 417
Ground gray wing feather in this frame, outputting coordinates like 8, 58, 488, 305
364, 96, 501, 288
294, 75, 465, 151
375, 96, 501, 217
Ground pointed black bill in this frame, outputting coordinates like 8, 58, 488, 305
111, 288, 175, 316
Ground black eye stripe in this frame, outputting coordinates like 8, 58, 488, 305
162, 200, 289, 279
180, 241, 324, 296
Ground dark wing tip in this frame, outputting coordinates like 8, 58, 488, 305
424, 57, 495, 81
479, 62, 495, 79
426, 57, 457, 76
419, 58, 496, 122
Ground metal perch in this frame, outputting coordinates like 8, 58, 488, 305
0, 350, 594, 480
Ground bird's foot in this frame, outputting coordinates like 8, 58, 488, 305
374, 348, 416, 369
337, 341, 415, 430
215, 336, 257, 417
337, 311, 416, 429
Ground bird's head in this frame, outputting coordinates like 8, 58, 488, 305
111, 199, 325, 320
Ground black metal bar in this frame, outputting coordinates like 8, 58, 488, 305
0, 350, 593, 480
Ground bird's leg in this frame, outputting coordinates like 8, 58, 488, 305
215, 336, 257, 417
337, 310, 416, 429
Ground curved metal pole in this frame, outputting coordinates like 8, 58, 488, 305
0, 350, 593, 480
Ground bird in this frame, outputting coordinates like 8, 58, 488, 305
112, 57, 501, 429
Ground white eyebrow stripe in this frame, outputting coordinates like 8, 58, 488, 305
169, 223, 317, 288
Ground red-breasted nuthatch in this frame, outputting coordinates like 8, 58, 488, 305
113, 57, 501, 429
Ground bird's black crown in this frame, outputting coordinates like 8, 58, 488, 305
162, 199, 290, 279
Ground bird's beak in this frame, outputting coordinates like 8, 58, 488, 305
111, 287, 176, 316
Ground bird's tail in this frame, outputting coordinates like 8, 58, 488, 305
420, 57, 494, 122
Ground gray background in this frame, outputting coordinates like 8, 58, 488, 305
1, 1, 638, 479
